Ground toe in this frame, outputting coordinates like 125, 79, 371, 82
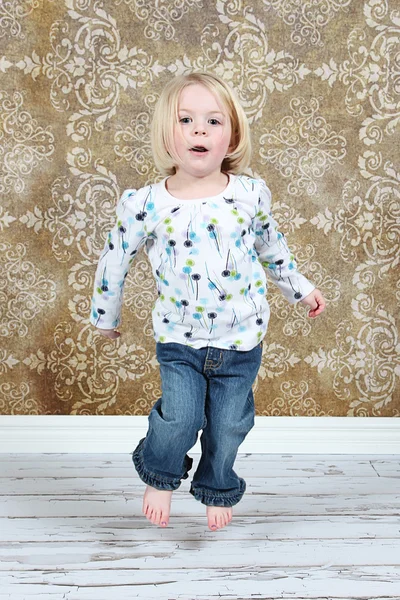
160, 513, 168, 527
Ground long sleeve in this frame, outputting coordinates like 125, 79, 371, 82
252, 178, 316, 304
90, 188, 150, 329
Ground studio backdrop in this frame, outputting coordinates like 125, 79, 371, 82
0, 0, 398, 422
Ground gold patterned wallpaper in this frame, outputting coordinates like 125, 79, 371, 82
0, 0, 399, 417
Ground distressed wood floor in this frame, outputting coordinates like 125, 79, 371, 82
0, 453, 399, 599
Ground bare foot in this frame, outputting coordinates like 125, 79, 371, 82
207, 505, 232, 531
142, 485, 173, 527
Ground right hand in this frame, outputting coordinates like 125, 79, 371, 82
97, 328, 121, 339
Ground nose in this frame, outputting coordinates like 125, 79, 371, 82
192, 121, 207, 135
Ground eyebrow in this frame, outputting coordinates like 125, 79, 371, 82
178, 109, 225, 116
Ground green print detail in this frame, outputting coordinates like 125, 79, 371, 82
261, 261, 270, 268
237, 217, 245, 224
234, 339, 243, 346
255, 280, 263, 288
230, 270, 237, 277
256, 210, 267, 221
169, 296, 176, 303
160, 294, 165, 301
186, 259, 195, 266
195, 306, 204, 313
210, 218, 218, 224
159, 336, 166, 342
97, 287, 103, 295
226, 293, 233, 300
164, 217, 174, 234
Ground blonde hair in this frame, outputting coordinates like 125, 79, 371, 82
150, 72, 252, 177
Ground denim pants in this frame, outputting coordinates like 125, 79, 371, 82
131, 340, 263, 507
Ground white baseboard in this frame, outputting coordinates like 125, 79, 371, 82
0, 416, 399, 454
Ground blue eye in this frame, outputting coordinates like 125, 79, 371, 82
179, 117, 221, 125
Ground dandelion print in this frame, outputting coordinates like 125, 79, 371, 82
184, 216, 195, 248
117, 220, 128, 254
157, 260, 170, 289
89, 175, 316, 348
167, 239, 177, 269
229, 308, 239, 329
184, 324, 196, 340
205, 262, 228, 302
100, 266, 108, 293
181, 259, 201, 297
191, 272, 201, 300
180, 298, 189, 321
208, 311, 217, 333
133, 187, 150, 221
221, 249, 232, 277
206, 218, 223, 255
193, 306, 207, 329
92, 306, 105, 327
100, 233, 114, 260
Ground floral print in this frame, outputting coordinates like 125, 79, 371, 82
90, 174, 316, 351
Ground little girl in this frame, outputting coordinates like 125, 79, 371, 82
90, 72, 326, 532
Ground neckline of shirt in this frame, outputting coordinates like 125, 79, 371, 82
161, 173, 235, 202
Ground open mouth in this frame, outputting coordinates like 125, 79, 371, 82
190, 146, 208, 153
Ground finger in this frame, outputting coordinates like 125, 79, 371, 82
100, 330, 120, 339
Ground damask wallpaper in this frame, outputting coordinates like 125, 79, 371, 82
0, 0, 398, 416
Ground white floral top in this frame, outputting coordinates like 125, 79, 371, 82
90, 173, 316, 351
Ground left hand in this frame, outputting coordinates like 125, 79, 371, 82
300, 288, 326, 318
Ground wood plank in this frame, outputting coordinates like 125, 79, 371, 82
1, 475, 399, 495
0, 515, 399, 542
0, 539, 399, 571
1, 456, 397, 478
1, 492, 400, 518
0, 566, 399, 597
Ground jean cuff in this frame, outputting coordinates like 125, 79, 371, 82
131, 437, 193, 491
189, 478, 246, 507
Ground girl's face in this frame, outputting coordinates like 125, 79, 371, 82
173, 83, 233, 177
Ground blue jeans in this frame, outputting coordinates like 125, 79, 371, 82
131, 340, 263, 507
